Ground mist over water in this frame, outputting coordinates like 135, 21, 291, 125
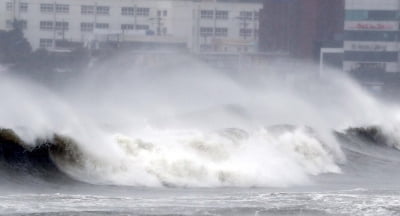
0, 54, 400, 189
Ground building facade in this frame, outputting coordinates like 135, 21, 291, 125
344, 0, 400, 85
259, 0, 344, 60
0, 0, 262, 53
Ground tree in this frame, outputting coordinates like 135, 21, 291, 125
0, 19, 32, 65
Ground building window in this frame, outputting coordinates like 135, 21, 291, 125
96, 6, 110, 15
40, 21, 53, 30
81, 5, 94, 14
344, 30, 399, 42
121, 24, 134, 30
136, 8, 149, 16
55, 21, 69, 31
254, 11, 259, 20
136, 25, 149, 30
56, 4, 69, 13
350, 63, 385, 75
81, 22, 94, 32
95, 23, 109, 29
215, 27, 228, 37
19, 2, 28, 12
365, 11, 393, 20
6, 2, 13, 11
121, 7, 134, 16
40, 39, 53, 48
122, 7, 149, 16
239, 11, 253, 20
200, 44, 213, 51
18, 20, 27, 29
345, 10, 368, 20
6, 19, 27, 29
201, 10, 213, 19
216, 11, 228, 20
240, 28, 252, 38
157, 10, 168, 17
40, 3, 54, 13
346, 10, 398, 21
344, 51, 399, 62
121, 24, 149, 30
200, 27, 213, 37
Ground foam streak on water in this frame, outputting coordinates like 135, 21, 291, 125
1, 189, 400, 216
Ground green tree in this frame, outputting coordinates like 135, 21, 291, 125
0, 20, 32, 65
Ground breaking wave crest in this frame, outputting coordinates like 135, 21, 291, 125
2, 123, 400, 188
0, 126, 341, 187
342, 125, 400, 150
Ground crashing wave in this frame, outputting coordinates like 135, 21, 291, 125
0, 128, 74, 181
340, 125, 400, 150
0, 125, 342, 188
4, 122, 400, 188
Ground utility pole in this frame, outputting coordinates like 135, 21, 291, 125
11, 0, 22, 29
52, 1, 57, 49
150, 12, 164, 36
213, 7, 217, 51
397, 0, 400, 75
11, 0, 16, 29
156, 15, 162, 36
93, 2, 98, 50
134, 4, 137, 30
12, 0, 16, 20
61, 19, 65, 41
286, 2, 291, 54
254, 10, 258, 42
196, 5, 201, 52
94, 2, 98, 27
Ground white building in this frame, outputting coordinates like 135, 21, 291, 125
0, 0, 262, 53
344, 0, 400, 85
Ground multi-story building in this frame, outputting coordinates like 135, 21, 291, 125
0, 0, 262, 53
259, 0, 344, 60
344, 0, 400, 85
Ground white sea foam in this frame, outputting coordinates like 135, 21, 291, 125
51, 126, 340, 187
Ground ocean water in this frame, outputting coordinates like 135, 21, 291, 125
1, 187, 400, 215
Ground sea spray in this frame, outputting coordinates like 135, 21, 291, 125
0, 56, 399, 187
